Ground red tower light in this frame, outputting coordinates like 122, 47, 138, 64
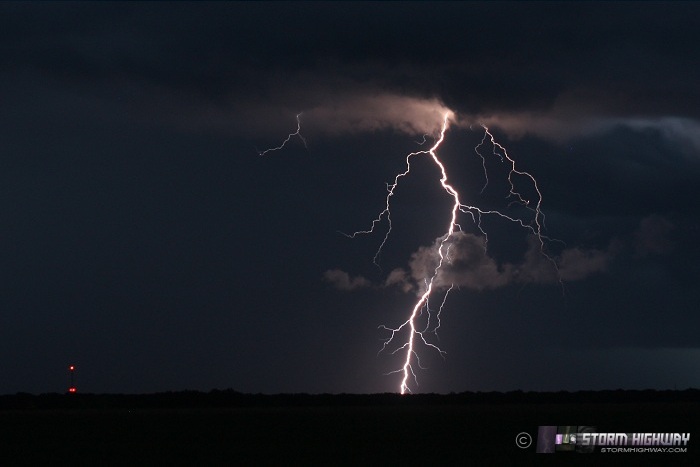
68, 365, 77, 394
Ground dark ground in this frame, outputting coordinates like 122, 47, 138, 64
1, 390, 698, 465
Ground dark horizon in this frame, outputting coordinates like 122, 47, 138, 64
5, 386, 699, 402
5, 389, 697, 463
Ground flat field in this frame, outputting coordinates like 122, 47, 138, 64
1, 392, 698, 464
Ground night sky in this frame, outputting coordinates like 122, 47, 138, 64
2, 2, 700, 395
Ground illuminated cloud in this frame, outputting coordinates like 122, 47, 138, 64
614, 117, 700, 154
516, 237, 609, 283
384, 268, 413, 293
170, 88, 456, 146
303, 93, 454, 136
471, 110, 700, 153
385, 231, 611, 294
323, 268, 371, 291
409, 232, 513, 292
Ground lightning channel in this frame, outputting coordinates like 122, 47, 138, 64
263, 109, 558, 394
353, 113, 558, 393
258, 113, 307, 156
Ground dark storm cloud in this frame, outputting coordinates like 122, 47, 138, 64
4, 3, 699, 137
634, 215, 675, 258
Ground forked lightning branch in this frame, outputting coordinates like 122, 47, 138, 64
261, 108, 557, 394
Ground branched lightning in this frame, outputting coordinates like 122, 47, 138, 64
258, 113, 307, 156
263, 109, 559, 394
350, 113, 558, 394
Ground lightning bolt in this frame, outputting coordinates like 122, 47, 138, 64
263, 108, 558, 394
350, 113, 558, 394
258, 113, 307, 156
